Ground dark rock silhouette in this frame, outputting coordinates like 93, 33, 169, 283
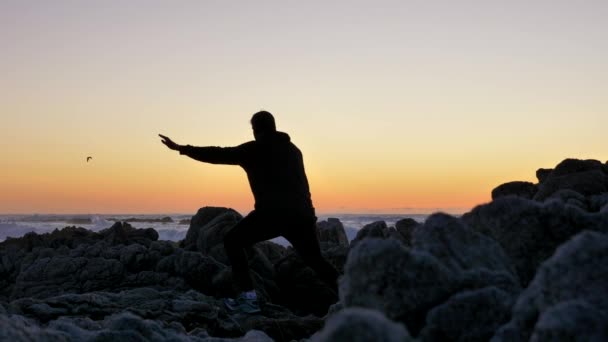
491, 181, 537, 200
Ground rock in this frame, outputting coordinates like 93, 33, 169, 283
462, 196, 608, 286
413, 213, 517, 281
317, 218, 349, 248
492, 231, 608, 341
311, 307, 412, 342
182, 207, 242, 251
544, 189, 588, 210
340, 238, 458, 333
420, 287, 514, 342
549, 158, 606, 177
350, 221, 403, 247
536, 168, 552, 183
491, 181, 537, 200
0, 311, 275, 341
533, 159, 608, 201
394, 218, 419, 246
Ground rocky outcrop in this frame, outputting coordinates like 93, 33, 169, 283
491, 181, 537, 200
492, 231, 608, 341
2, 158, 608, 341
462, 196, 608, 286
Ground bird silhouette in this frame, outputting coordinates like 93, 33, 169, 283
86, 156, 92, 162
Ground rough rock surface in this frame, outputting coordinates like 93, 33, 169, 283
311, 307, 412, 342
492, 231, 608, 341
462, 196, 608, 286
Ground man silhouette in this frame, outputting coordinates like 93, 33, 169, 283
159, 111, 339, 314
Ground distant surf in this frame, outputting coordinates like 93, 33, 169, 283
0, 213, 430, 244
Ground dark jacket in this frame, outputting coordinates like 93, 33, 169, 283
179, 131, 314, 216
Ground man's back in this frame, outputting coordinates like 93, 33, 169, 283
239, 131, 313, 215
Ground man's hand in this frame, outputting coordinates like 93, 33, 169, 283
159, 134, 182, 151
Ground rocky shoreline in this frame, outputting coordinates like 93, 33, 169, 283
1, 158, 608, 341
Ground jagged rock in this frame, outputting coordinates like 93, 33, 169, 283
491, 181, 537, 200
462, 196, 608, 286
311, 307, 412, 342
100, 222, 159, 247
340, 238, 458, 333
492, 231, 608, 341
182, 207, 242, 252
394, 218, 419, 246
533, 159, 608, 201
420, 287, 514, 342
317, 218, 349, 248
350, 221, 403, 247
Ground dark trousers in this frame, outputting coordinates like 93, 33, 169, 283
223, 210, 339, 292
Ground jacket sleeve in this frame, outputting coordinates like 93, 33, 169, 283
178, 143, 249, 165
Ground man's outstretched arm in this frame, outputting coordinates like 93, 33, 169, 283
159, 134, 242, 165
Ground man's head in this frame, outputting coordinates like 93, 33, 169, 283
251, 110, 276, 140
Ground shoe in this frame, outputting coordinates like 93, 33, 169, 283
223, 294, 261, 314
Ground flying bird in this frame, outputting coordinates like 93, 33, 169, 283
86, 156, 92, 162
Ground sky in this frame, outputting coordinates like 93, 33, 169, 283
1, 0, 607, 215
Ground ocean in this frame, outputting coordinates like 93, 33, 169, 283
0, 213, 431, 245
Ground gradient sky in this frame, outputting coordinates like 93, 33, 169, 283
1, 1, 607, 214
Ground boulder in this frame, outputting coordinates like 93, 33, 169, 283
413, 213, 518, 281
311, 307, 412, 342
181, 207, 242, 252
492, 231, 608, 341
340, 238, 458, 333
536, 168, 552, 183
533, 159, 608, 201
491, 181, 537, 200
420, 287, 514, 342
394, 218, 420, 246
462, 196, 608, 286
350, 221, 404, 247
317, 218, 349, 248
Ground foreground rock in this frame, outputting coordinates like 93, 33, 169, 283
0, 311, 273, 342
492, 231, 608, 341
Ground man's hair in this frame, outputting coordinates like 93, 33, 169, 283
251, 110, 276, 132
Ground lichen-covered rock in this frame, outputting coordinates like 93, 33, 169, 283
311, 307, 412, 342
462, 196, 608, 285
491, 181, 537, 200
492, 231, 608, 341
413, 213, 517, 280
340, 238, 458, 332
420, 287, 514, 342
